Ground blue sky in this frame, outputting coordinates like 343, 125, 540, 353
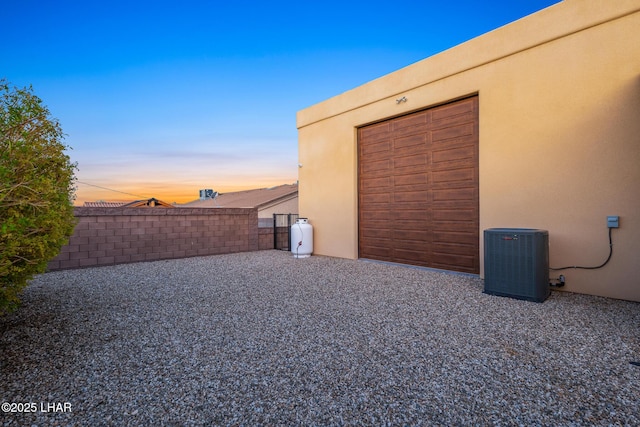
2, 0, 560, 204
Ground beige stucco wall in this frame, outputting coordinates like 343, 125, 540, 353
297, 0, 640, 301
258, 196, 299, 218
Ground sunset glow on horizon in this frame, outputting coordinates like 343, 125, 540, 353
74, 177, 298, 206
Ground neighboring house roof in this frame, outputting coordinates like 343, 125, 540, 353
83, 198, 174, 208
83, 201, 128, 207
179, 184, 298, 209
121, 198, 175, 208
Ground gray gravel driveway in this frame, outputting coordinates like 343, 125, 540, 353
1, 250, 639, 426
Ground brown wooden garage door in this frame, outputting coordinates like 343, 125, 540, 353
358, 96, 479, 274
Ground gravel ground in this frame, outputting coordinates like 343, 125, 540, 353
1, 250, 639, 426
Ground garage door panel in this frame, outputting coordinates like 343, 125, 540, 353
431, 255, 477, 273
393, 184, 429, 194
432, 230, 477, 244
361, 139, 391, 156
393, 187, 428, 196
431, 98, 474, 120
360, 122, 390, 141
432, 208, 476, 222
393, 158, 428, 172
361, 159, 391, 173
360, 238, 391, 250
393, 133, 428, 150
431, 162, 476, 175
432, 250, 477, 265
429, 221, 478, 236
359, 96, 479, 274
360, 230, 392, 241
361, 176, 391, 191
392, 126, 431, 140
391, 111, 429, 130
360, 228, 393, 241
360, 216, 390, 226
361, 153, 392, 166
394, 229, 430, 242
431, 194, 477, 204
361, 246, 392, 259
394, 189, 429, 203
432, 123, 475, 143
360, 210, 393, 221
431, 180, 477, 191
361, 191, 393, 203
393, 154, 427, 169
393, 167, 429, 179
362, 184, 393, 196
393, 173, 428, 187
432, 168, 475, 184
433, 242, 477, 257
394, 210, 429, 221
393, 205, 431, 214
432, 140, 478, 156
433, 230, 478, 245
434, 229, 479, 240
395, 239, 433, 253
431, 215, 478, 228
432, 145, 475, 164
432, 147, 476, 168
360, 227, 392, 239
394, 250, 430, 264
390, 217, 431, 231
432, 187, 476, 202
431, 112, 475, 131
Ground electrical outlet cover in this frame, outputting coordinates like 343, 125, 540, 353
607, 216, 619, 228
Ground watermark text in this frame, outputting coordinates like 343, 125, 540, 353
2, 402, 72, 413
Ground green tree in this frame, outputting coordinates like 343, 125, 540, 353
0, 79, 77, 315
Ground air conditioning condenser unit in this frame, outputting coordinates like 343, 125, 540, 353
484, 228, 549, 302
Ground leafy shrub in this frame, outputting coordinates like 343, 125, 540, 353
0, 79, 77, 315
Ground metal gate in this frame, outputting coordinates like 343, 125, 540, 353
273, 213, 299, 250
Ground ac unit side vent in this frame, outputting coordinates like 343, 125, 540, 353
484, 228, 550, 303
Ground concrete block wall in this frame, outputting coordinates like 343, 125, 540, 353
258, 227, 274, 250
48, 207, 264, 271
275, 227, 290, 251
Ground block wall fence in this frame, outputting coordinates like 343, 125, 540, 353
47, 207, 278, 271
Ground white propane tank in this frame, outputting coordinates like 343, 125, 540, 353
291, 218, 313, 258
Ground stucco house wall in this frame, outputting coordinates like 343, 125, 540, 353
257, 196, 299, 219
297, 0, 640, 301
